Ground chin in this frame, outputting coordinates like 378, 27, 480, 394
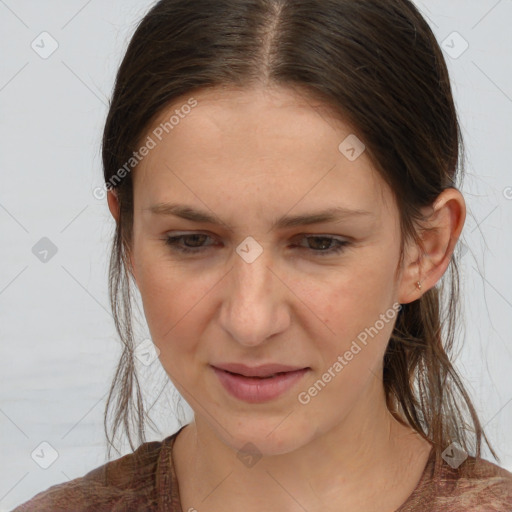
214, 417, 316, 458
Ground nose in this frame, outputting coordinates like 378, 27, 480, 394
218, 244, 290, 347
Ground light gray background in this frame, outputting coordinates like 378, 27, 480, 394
1, 1, 511, 510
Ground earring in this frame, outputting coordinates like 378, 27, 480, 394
416, 281, 422, 291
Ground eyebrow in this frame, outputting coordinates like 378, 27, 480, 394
146, 202, 374, 230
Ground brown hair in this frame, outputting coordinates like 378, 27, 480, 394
101, 0, 497, 466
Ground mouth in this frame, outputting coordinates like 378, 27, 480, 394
210, 362, 309, 378
210, 364, 310, 403
222, 370, 293, 379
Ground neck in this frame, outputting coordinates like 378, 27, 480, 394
174, 380, 432, 512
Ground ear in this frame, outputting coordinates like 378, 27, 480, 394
107, 189, 120, 223
106, 189, 138, 284
397, 188, 466, 304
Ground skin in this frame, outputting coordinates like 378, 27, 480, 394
107, 84, 466, 512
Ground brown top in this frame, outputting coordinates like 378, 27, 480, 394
12, 425, 512, 511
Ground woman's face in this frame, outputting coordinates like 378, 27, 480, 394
127, 85, 417, 454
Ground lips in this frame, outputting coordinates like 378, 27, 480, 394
211, 362, 308, 378
211, 364, 310, 403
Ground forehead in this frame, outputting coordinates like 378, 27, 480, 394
133, 85, 394, 218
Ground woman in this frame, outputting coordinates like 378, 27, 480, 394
14, 0, 512, 510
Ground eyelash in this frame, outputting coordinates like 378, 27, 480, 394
164, 233, 350, 256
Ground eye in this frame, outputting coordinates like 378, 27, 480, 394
164, 233, 216, 254
164, 232, 350, 257
293, 235, 350, 256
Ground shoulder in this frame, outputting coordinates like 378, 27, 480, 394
433, 455, 512, 511
11, 436, 176, 512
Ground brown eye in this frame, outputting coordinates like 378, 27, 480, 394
295, 235, 350, 256
165, 233, 214, 254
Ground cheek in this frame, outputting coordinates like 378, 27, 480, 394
134, 257, 214, 360
136, 264, 177, 327
295, 261, 393, 329
292, 261, 397, 365
295, 274, 397, 416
